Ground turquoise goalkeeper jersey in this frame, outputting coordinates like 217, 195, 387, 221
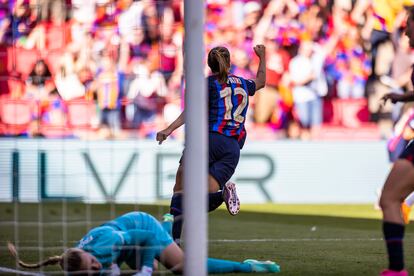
77, 212, 173, 273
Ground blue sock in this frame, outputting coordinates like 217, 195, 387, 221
207, 258, 252, 273
208, 191, 224, 212
383, 221, 405, 271
169, 191, 223, 245
170, 193, 183, 244
172, 216, 183, 245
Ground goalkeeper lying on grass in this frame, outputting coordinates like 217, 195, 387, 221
8, 211, 280, 275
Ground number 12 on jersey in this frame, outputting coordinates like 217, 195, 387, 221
219, 87, 248, 123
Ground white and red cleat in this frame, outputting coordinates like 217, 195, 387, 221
223, 182, 240, 216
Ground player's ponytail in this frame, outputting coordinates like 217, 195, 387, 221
208, 46, 230, 84
8, 242, 82, 271
8, 242, 63, 268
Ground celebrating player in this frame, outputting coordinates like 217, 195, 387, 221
156, 45, 266, 245
8, 212, 280, 275
379, 8, 414, 276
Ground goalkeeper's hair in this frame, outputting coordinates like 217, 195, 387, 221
208, 46, 230, 84
8, 242, 83, 272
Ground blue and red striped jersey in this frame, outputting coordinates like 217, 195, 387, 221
208, 74, 256, 142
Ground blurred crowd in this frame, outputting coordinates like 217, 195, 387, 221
0, 0, 414, 141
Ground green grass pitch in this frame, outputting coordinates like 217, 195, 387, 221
2, 202, 414, 275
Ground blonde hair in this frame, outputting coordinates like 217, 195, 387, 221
208, 46, 231, 84
8, 242, 83, 272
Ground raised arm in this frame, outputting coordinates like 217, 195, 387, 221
156, 110, 185, 144
351, 0, 371, 24
382, 91, 414, 104
253, 1, 283, 44
253, 45, 266, 90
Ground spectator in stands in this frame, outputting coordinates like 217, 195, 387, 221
352, 0, 413, 79
326, 23, 370, 99
54, 52, 86, 101
0, 0, 10, 44
92, 25, 120, 64
7, 71, 25, 99
78, 67, 94, 99
94, 0, 120, 30
34, 0, 67, 22
243, 1, 263, 44
118, 0, 143, 38
161, 16, 183, 94
299, 3, 326, 42
3, 0, 37, 47
141, 2, 159, 44
71, 0, 96, 25
0, 0, 9, 21
39, 92, 67, 130
72, 31, 97, 74
26, 59, 55, 101
119, 28, 151, 72
126, 59, 167, 131
289, 31, 340, 139
93, 54, 121, 138
3, 0, 413, 140
289, 38, 323, 139
158, 21, 181, 83
31, 0, 71, 51
24, 59, 62, 136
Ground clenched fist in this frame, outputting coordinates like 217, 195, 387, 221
253, 44, 266, 59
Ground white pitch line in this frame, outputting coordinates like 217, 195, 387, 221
1, 238, 385, 247
0, 266, 45, 276
209, 238, 383, 243
0, 221, 102, 226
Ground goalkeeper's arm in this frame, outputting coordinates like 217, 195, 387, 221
122, 230, 159, 272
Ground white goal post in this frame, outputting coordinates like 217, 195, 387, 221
183, 0, 208, 275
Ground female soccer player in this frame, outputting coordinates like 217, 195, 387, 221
156, 45, 266, 245
379, 8, 414, 276
8, 212, 280, 275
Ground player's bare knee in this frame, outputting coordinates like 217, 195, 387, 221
380, 193, 401, 210
379, 196, 390, 211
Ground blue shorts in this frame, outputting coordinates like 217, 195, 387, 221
179, 132, 240, 188
399, 140, 414, 165
209, 132, 240, 188
104, 212, 173, 257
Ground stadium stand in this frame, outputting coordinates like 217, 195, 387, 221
0, 0, 412, 140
